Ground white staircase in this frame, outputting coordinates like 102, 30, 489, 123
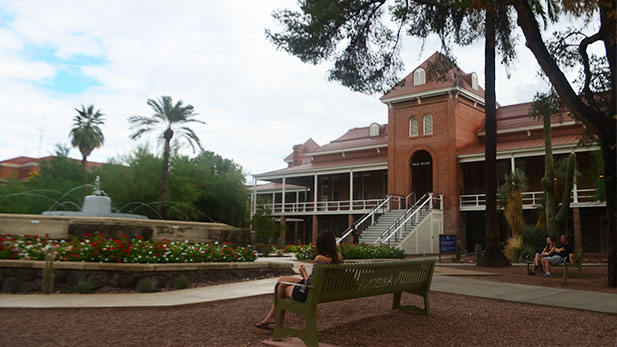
360, 194, 443, 253
358, 209, 407, 244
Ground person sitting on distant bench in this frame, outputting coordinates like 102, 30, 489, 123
529, 237, 555, 275
541, 234, 573, 278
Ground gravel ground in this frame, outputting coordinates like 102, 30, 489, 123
440, 264, 617, 294
1, 290, 617, 347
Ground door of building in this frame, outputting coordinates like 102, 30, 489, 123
411, 150, 433, 199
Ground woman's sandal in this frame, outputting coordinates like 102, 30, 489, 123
254, 322, 273, 331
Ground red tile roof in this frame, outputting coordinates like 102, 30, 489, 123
0, 156, 38, 165
258, 155, 388, 176
283, 138, 320, 163
481, 102, 575, 133
312, 124, 388, 154
381, 52, 485, 101
457, 134, 583, 156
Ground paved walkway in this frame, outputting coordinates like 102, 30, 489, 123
1, 259, 616, 315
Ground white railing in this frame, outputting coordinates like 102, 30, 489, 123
338, 195, 396, 244
374, 193, 439, 246
262, 198, 384, 214
460, 188, 603, 208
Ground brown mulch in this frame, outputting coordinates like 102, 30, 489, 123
1, 291, 617, 347
439, 264, 617, 294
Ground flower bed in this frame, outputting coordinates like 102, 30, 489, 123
295, 243, 405, 260
0, 233, 256, 263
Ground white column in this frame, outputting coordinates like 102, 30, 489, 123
251, 177, 257, 217
349, 170, 353, 211
272, 192, 275, 211
573, 181, 579, 203
313, 173, 318, 212
282, 176, 286, 213
296, 190, 299, 211
510, 155, 515, 173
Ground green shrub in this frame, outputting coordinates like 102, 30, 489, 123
283, 244, 299, 253
255, 243, 275, 257
136, 277, 158, 293
520, 226, 548, 262
173, 274, 191, 290
73, 277, 93, 294
295, 243, 405, 260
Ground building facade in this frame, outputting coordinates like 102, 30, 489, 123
251, 53, 607, 253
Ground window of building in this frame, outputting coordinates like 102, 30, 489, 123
369, 123, 379, 137
321, 178, 329, 201
332, 177, 339, 201
471, 72, 478, 90
413, 68, 426, 86
409, 116, 418, 137
363, 175, 370, 200
423, 114, 433, 135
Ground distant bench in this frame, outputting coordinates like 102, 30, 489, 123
272, 259, 436, 347
526, 249, 584, 282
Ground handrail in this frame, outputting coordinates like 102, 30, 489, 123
380, 196, 432, 246
373, 194, 430, 245
404, 192, 415, 209
337, 195, 395, 244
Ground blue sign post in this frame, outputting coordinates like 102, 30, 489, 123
439, 234, 457, 262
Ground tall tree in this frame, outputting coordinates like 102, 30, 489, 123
267, 0, 515, 266
508, 0, 616, 286
69, 104, 105, 167
128, 96, 205, 219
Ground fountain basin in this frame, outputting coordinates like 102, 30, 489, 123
0, 213, 250, 244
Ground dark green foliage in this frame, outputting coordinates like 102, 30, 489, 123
172, 274, 191, 290
255, 243, 275, 256
73, 277, 93, 294
252, 207, 282, 244
0, 146, 247, 226
520, 226, 548, 262
294, 243, 404, 260
136, 277, 158, 293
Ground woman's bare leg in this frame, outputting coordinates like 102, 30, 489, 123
259, 276, 301, 325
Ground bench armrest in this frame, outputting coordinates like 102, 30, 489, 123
279, 281, 314, 289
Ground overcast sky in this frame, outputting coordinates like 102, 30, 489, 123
0, 0, 576, 181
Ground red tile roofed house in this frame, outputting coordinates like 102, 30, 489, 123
0, 156, 103, 182
252, 52, 605, 254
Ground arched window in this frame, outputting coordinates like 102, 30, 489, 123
413, 68, 426, 86
369, 123, 380, 137
423, 114, 433, 135
471, 72, 479, 90
409, 116, 418, 137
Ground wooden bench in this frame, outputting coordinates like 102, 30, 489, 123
272, 259, 435, 347
526, 249, 583, 282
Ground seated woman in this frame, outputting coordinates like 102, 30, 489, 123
530, 237, 555, 275
255, 230, 343, 330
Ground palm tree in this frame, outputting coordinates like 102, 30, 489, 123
128, 96, 205, 219
69, 104, 105, 167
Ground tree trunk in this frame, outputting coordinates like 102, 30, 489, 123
479, 4, 510, 267
160, 128, 173, 220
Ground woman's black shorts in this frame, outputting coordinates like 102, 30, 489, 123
291, 279, 308, 302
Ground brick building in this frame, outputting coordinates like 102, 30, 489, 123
251, 53, 606, 254
0, 156, 103, 182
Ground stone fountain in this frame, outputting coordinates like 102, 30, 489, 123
42, 177, 148, 219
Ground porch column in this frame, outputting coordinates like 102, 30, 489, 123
349, 170, 354, 211
296, 190, 299, 211
294, 221, 299, 244
573, 207, 582, 249
510, 155, 515, 173
312, 215, 318, 243
272, 192, 275, 211
313, 173, 318, 212
251, 177, 256, 218
282, 176, 286, 213
280, 216, 286, 245
573, 181, 579, 203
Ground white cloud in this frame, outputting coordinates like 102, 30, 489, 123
0, 0, 586, 180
